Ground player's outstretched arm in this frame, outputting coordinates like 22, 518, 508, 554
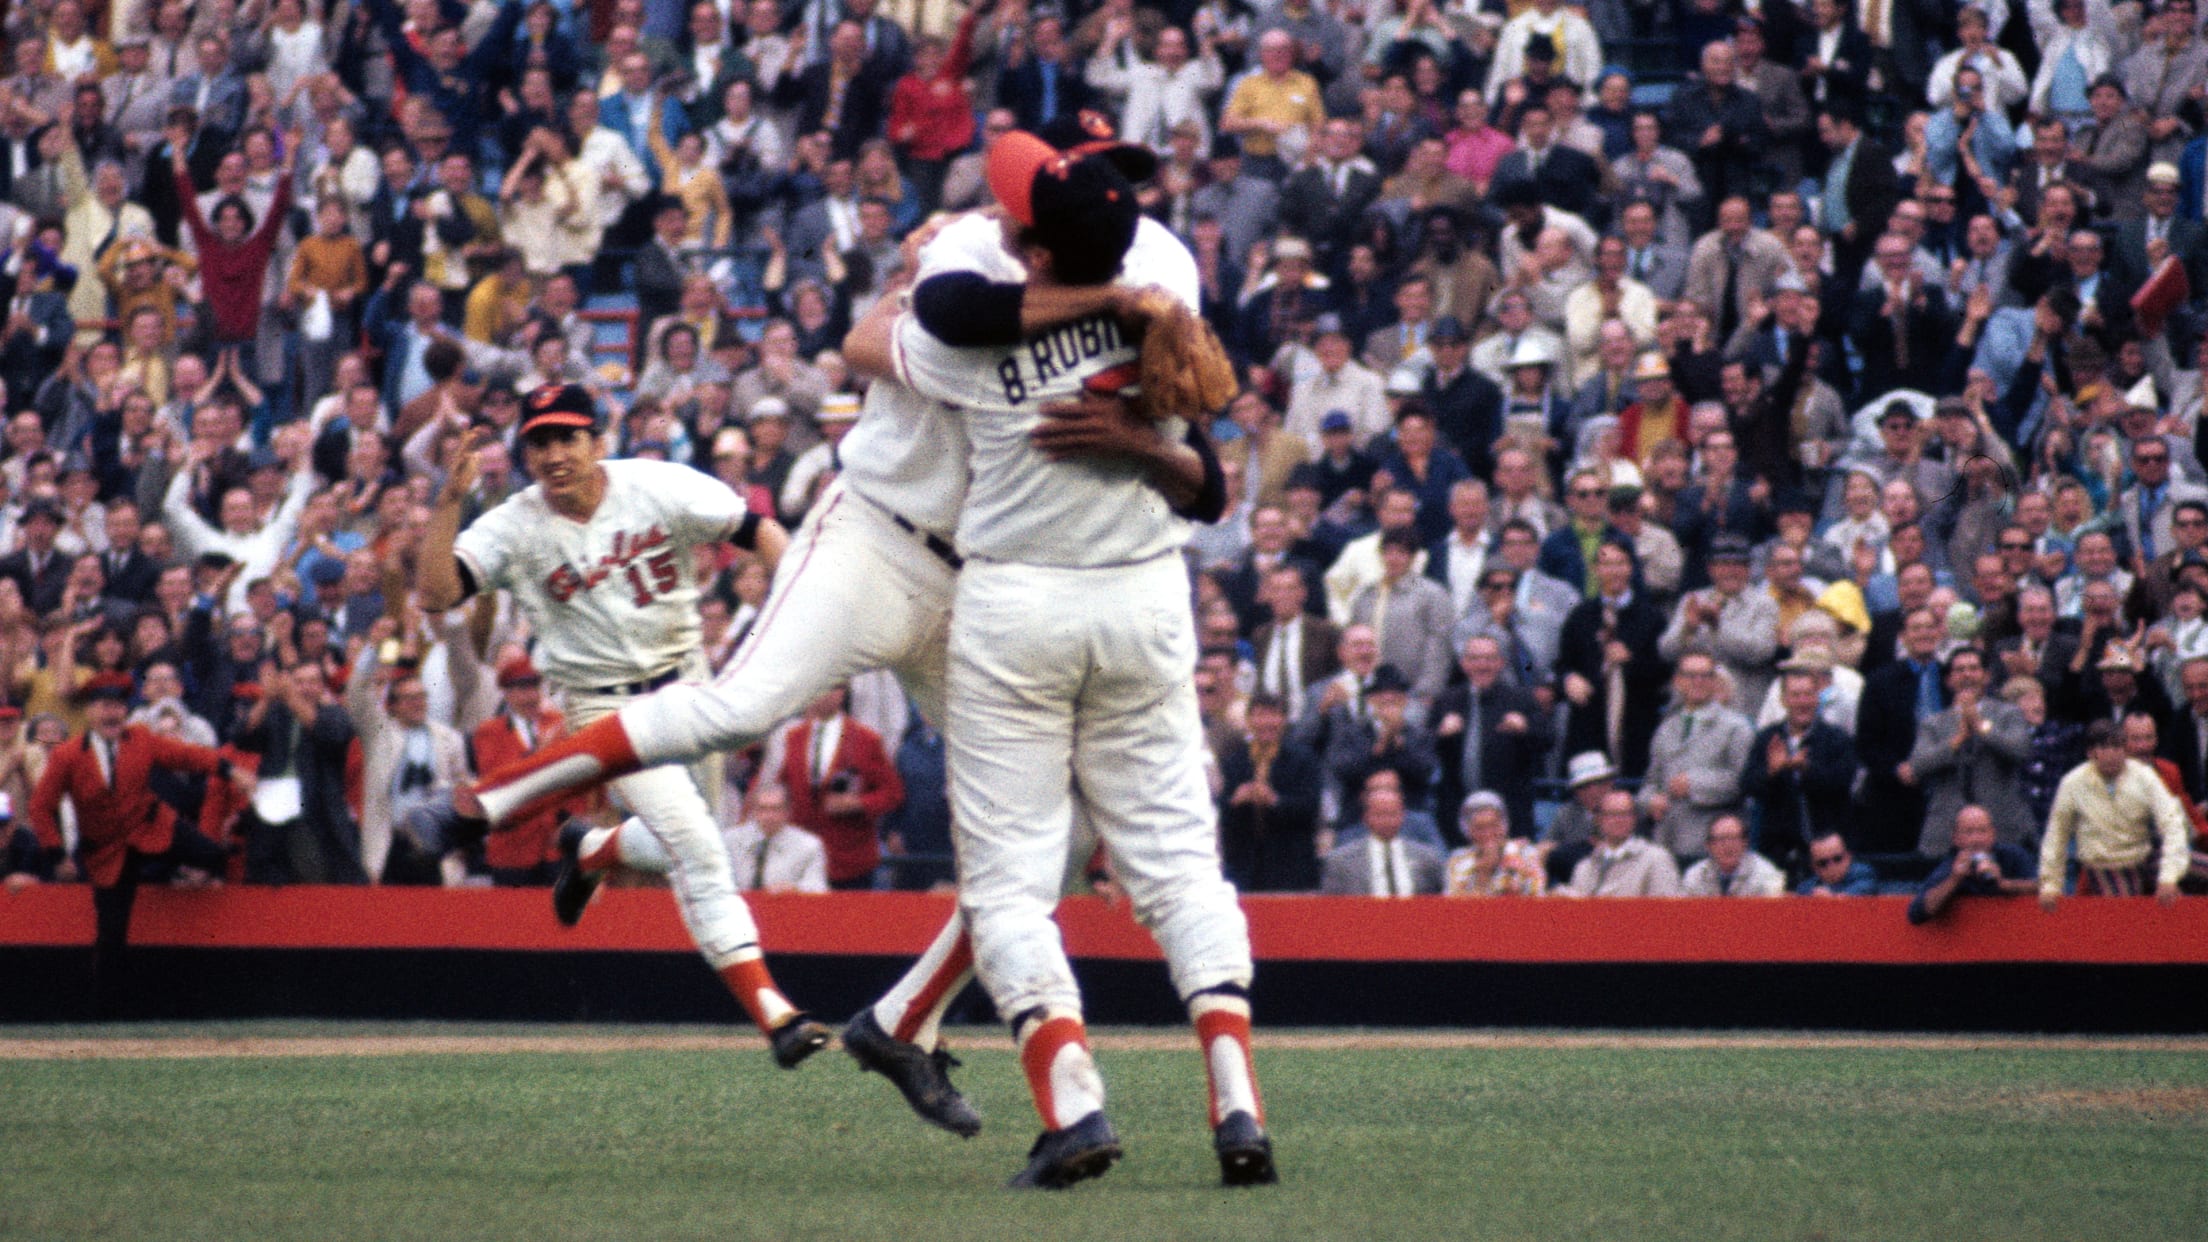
418, 430, 488, 613
910, 271, 1159, 347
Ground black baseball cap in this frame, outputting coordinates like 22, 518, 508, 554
519, 383, 598, 437
987, 130, 1142, 280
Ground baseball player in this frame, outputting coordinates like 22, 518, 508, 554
417, 383, 833, 1069
449, 210, 1224, 1141
883, 130, 1274, 1190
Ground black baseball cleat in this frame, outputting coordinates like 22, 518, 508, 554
1008, 1111, 1120, 1190
549, 816, 601, 928
768, 1013, 834, 1068
1213, 1111, 1278, 1187
842, 1008, 984, 1137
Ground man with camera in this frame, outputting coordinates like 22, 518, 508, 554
1907, 804, 2038, 924
779, 683, 905, 890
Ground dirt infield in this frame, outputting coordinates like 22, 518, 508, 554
6, 1030, 2208, 1061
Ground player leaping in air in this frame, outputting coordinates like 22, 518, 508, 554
418, 383, 834, 1069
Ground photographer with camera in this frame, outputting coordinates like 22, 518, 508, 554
779, 683, 905, 890
1909, 804, 2039, 924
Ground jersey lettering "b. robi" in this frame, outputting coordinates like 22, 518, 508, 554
891, 217, 1202, 569
453, 458, 748, 689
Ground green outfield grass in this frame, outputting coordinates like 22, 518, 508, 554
2, 1025, 2205, 1241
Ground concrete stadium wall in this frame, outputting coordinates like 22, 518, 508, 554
3, 888, 2203, 1031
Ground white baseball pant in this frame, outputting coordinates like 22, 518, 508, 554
562, 681, 757, 968
947, 554, 1253, 1022
618, 479, 956, 766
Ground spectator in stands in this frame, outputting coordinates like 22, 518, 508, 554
1908, 803, 2040, 923
779, 684, 904, 891
347, 625, 474, 885
1347, 528, 1454, 709
1319, 781, 1444, 895
1797, 831, 1879, 896
468, 654, 578, 888
1558, 539, 1671, 778
1561, 788, 1681, 897
2041, 719, 2193, 907
233, 660, 364, 886
1639, 651, 1755, 859
1661, 534, 1779, 715
1217, 691, 1322, 893
724, 782, 829, 893
29, 672, 248, 1011
1443, 791, 1545, 896
1909, 646, 2036, 856
1679, 814, 1787, 896
1744, 664, 1858, 871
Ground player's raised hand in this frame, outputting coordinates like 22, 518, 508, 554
438, 427, 495, 507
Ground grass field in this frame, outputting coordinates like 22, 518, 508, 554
3, 1023, 2205, 1241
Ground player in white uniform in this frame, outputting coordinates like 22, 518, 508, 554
419, 383, 833, 1068
885, 131, 1274, 1189
449, 214, 1221, 1139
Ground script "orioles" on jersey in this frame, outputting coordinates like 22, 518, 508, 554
545, 525, 680, 606
994, 315, 1127, 404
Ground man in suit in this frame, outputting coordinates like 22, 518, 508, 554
1683, 197, 1793, 342
773, 20, 890, 159
1742, 663, 1859, 870
1219, 508, 1319, 635
778, 684, 904, 890
0, 501, 72, 615
2116, 438, 2208, 567
631, 199, 694, 367
1217, 693, 1324, 893
1637, 651, 1756, 858
1561, 787, 1683, 895
1994, 585, 2083, 713
1347, 529, 1457, 709
1847, 233, 1958, 399
1319, 782, 1444, 895
2115, 162, 2207, 294
994, 13, 1087, 136
2011, 115, 2087, 225
165, 33, 247, 150
1427, 478, 1492, 622
468, 655, 585, 887
1453, 520, 1578, 686
1814, 102, 1897, 293
2071, 78, 2154, 222
1857, 606, 1947, 853
1488, 103, 1601, 224
1420, 318, 1502, 479
1615, 200, 1689, 304
1559, 540, 1673, 779
1908, 646, 2036, 856
0, 263, 72, 404
1660, 41, 1767, 210
29, 672, 246, 1012
1250, 564, 1338, 723
1660, 534, 1781, 715
1429, 633, 1552, 842
233, 661, 367, 886
1799, 0, 1874, 111
1278, 116, 1383, 267
723, 783, 830, 893
346, 638, 474, 883
95, 501, 160, 604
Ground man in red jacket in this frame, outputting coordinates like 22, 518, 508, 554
472, 654, 586, 885
779, 685, 903, 890
30, 672, 253, 1013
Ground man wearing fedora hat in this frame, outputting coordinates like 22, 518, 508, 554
470, 654, 585, 887
29, 671, 252, 1014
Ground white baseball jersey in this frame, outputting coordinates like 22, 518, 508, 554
835, 214, 1199, 540
453, 458, 746, 689
889, 218, 1205, 566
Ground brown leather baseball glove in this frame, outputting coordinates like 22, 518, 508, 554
1127, 289, 1238, 422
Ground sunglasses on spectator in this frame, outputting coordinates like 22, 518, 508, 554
1812, 854, 1848, 867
